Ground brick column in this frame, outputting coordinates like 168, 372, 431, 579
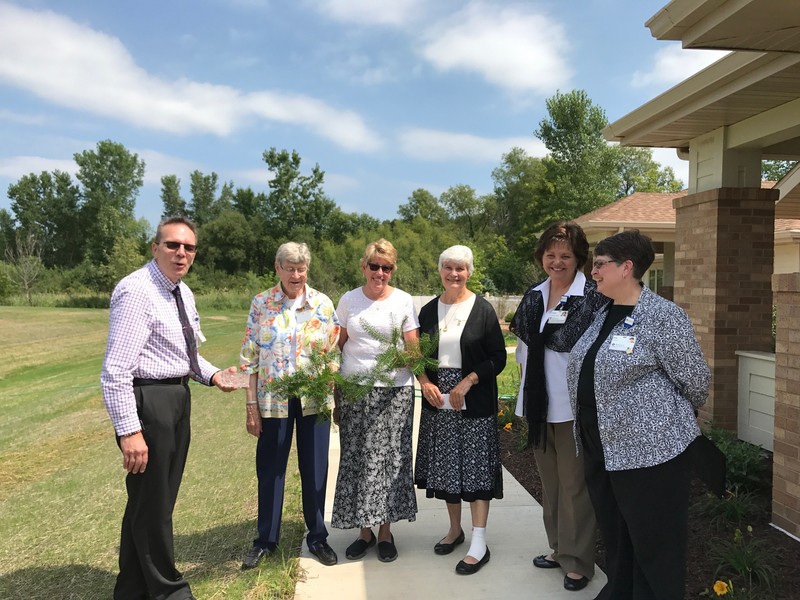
673, 187, 776, 429
772, 273, 800, 538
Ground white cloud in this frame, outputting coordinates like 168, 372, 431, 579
398, 128, 547, 162
324, 172, 361, 194
135, 150, 204, 186
631, 43, 729, 88
0, 3, 381, 151
312, 0, 428, 26
0, 109, 46, 126
420, 2, 571, 94
0, 155, 76, 178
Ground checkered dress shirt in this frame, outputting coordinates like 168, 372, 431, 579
101, 260, 218, 435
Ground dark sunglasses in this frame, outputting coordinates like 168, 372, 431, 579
160, 241, 197, 253
368, 262, 393, 273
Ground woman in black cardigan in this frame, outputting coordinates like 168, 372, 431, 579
415, 245, 506, 576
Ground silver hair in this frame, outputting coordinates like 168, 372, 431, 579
438, 245, 474, 275
275, 242, 311, 267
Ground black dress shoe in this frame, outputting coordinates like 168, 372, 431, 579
564, 574, 590, 591
434, 529, 465, 555
533, 554, 561, 569
346, 532, 376, 560
241, 546, 269, 570
377, 535, 397, 563
309, 540, 338, 566
455, 547, 490, 575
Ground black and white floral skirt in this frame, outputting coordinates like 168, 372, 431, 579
415, 368, 503, 503
331, 386, 417, 529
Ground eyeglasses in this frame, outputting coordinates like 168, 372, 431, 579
279, 265, 308, 274
592, 259, 619, 270
368, 262, 394, 273
159, 241, 197, 253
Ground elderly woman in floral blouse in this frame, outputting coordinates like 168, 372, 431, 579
239, 242, 341, 569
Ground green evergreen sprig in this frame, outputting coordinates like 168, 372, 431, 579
260, 317, 439, 421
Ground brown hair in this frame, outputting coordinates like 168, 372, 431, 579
534, 221, 589, 268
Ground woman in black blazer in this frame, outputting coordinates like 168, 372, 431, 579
414, 245, 506, 576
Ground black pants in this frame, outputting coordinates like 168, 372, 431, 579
581, 424, 691, 600
114, 383, 193, 600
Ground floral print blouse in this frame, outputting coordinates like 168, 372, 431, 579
240, 283, 340, 418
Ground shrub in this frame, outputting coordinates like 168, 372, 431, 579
703, 427, 771, 494
691, 490, 768, 531
504, 311, 515, 323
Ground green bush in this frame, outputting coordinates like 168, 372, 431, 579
703, 427, 771, 494
711, 526, 776, 593
691, 490, 767, 531
504, 311, 515, 323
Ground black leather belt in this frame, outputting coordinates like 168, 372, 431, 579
133, 376, 190, 386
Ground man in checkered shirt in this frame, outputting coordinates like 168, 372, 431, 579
101, 215, 235, 600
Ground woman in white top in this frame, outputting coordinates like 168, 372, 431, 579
415, 245, 507, 576
331, 239, 420, 563
510, 222, 605, 592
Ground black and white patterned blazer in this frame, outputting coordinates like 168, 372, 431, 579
567, 286, 710, 471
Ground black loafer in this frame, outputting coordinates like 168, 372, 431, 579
377, 535, 398, 563
434, 529, 465, 555
308, 540, 338, 566
533, 554, 561, 569
241, 545, 270, 570
455, 547, 490, 575
346, 532, 376, 560
564, 574, 589, 591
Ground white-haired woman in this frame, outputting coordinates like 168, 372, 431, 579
415, 245, 507, 575
240, 242, 341, 569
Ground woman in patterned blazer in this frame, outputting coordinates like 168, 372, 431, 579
567, 230, 710, 600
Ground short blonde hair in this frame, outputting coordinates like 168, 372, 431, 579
438, 245, 474, 275
361, 238, 397, 268
275, 242, 311, 267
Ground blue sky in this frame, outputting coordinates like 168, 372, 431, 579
0, 0, 727, 228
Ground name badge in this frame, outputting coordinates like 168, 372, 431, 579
609, 335, 636, 354
296, 310, 313, 324
548, 310, 568, 324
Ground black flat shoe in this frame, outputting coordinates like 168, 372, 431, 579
241, 545, 270, 570
434, 529, 465, 555
345, 532, 376, 560
308, 540, 338, 566
533, 554, 561, 569
377, 535, 397, 563
564, 574, 589, 591
455, 547, 490, 575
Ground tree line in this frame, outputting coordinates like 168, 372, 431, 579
0, 90, 727, 302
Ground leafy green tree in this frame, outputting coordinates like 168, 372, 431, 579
615, 146, 683, 196
7, 170, 83, 268
439, 184, 485, 239
535, 90, 619, 221
0, 208, 14, 261
762, 160, 796, 182
75, 140, 145, 265
397, 188, 448, 225
188, 170, 219, 227
200, 209, 256, 274
160, 174, 187, 218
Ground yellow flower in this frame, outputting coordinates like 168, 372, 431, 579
713, 580, 729, 596
498, 409, 505, 417
503, 422, 512, 432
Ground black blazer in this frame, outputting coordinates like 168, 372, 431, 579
418, 294, 507, 418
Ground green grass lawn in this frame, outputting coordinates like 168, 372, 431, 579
0, 306, 305, 600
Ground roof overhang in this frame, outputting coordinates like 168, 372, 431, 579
603, 50, 800, 156
647, 0, 800, 53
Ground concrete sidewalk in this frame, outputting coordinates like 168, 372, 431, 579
294, 395, 607, 600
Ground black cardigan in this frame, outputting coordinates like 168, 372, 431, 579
418, 294, 507, 419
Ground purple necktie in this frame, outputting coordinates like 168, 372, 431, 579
172, 285, 201, 377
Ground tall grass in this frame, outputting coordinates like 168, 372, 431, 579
0, 307, 305, 600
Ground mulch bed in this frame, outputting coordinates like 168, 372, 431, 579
498, 427, 800, 599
